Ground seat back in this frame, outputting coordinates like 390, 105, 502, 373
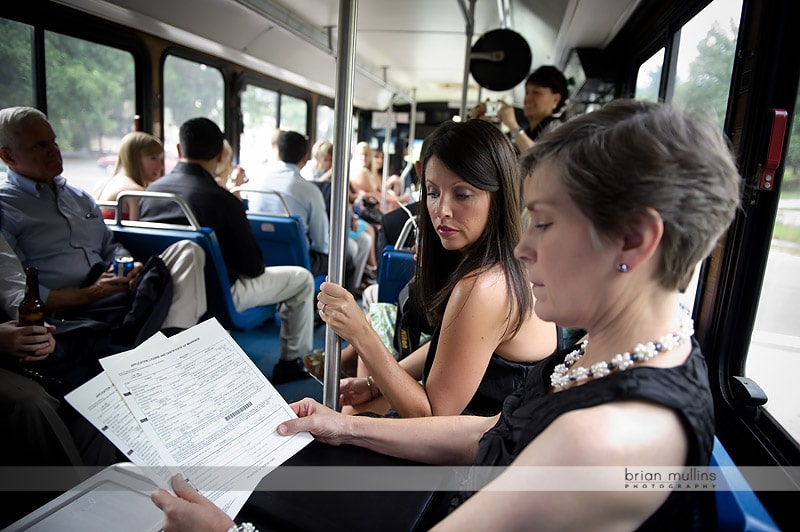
109, 191, 275, 331
377, 245, 415, 304
234, 188, 323, 290
711, 436, 779, 531
377, 216, 416, 304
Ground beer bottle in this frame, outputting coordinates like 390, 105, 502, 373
18, 266, 45, 327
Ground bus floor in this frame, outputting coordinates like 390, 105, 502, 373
230, 317, 327, 403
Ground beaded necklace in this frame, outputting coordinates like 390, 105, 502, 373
550, 316, 694, 390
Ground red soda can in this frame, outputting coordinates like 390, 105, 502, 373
114, 256, 134, 277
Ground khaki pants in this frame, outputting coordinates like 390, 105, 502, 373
231, 265, 314, 360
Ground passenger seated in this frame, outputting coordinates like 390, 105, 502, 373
301, 139, 333, 182
152, 100, 740, 531
214, 139, 247, 199
0, 107, 208, 340
139, 118, 315, 384
318, 120, 557, 418
0, 234, 119, 469
94, 131, 165, 220
247, 131, 366, 296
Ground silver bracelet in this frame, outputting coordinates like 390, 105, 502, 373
511, 127, 525, 138
227, 523, 258, 532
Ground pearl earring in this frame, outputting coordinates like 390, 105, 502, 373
617, 263, 629, 273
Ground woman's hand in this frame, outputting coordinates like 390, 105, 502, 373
496, 101, 520, 132
316, 282, 372, 346
469, 101, 487, 120
338, 376, 372, 406
278, 397, 354, 446
150, 475, 235, 532
0, 321, 56, 362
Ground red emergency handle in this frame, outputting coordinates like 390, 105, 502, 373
759, 109, 788, 190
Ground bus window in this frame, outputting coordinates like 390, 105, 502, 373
0, 19, 34, 110
671, 0, 743, 130
747, 87, 800, 444
44, 31, 135, 195
240, 84, 278, 169
279, 93, 307, 135
163, 55, 224, 163
316, 104, 335, 143
634, 48, 664, 102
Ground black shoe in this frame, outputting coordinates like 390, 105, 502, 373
271, 358, 312, 384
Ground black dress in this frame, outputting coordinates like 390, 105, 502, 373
457, 338, 716, 530
422, 327, 540, 416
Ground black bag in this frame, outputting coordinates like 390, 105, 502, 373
69, 255, 174, 347
392, 279, 432, 360
359, 206, 383, 225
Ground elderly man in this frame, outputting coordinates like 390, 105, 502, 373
0, 106, 207, 343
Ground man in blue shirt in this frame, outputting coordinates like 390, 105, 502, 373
0, 106, 207, 337
140, 118, 315, 383
248, 130, 368, 295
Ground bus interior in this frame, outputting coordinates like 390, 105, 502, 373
1, 0, 799, 529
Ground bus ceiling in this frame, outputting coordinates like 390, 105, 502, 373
54, 0, 641, 110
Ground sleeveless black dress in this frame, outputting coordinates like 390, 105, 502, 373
456, 338, 715, 530
422, 327, 540, 416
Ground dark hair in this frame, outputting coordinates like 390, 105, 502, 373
414, 120, 532, 335
277, 131, 309, 165
526, 66, 569, 113
179, 117, 224, 160
519, 99, 741, 291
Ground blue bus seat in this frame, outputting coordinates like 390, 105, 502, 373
236, 188, 324, 291
377, 215, 416, 303
108, 192, 276, 331
711, 436, 779, 531
377, 245, 415, 303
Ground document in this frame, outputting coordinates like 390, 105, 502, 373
66, 318, 313, 518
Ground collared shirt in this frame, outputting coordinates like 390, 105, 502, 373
140, 161, 264, 284
247, 161, 330, 254
0, 233, 26, 319
0, 170, 129, 301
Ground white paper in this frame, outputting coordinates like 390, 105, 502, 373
68, 319, 312, 518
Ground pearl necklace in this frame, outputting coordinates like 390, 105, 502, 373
550, 317, 694, 390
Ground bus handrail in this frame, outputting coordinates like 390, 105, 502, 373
112, 191, 202, 230
230, 187, 293, 217
395, 215, 417, 252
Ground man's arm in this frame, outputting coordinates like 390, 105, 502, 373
44, 268, 138, 312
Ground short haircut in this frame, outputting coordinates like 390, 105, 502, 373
520, 99, 741, 291
526, 66, 569, 113
0, 106, 48, 149
277, 131, 308, 164
179, 117, 224, 161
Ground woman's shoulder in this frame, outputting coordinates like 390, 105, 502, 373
99, 174, 144, 200
536, 399, 688, 466
455, 263, 507, 292
448, 265, 510, 311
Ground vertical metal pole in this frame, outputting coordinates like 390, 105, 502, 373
380, 97, 394, 212
323, 0, 358, 410
460, 0, 476, 120
408, 89, 417, 162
